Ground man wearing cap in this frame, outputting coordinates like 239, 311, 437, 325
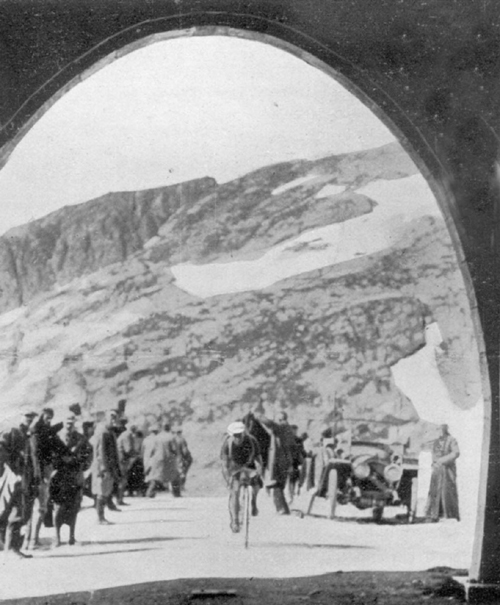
0, 411, 38, 558
91, 410, 121, 524
50, 414, 92, 546
27, 407, 69, 549
221, 421, 263, 533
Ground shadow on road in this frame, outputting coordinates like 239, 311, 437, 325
118, 519, 193, 525
44, 547, 160, 558
255, 542, 375, 550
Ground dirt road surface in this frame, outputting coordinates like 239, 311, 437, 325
0, 492, 472, 603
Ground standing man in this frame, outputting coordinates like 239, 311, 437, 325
27, 407, 66, 549
81, 421, 95, 500
425, 423, 460, 523
258, 410, 295, 515
91, 410, 121, 524
221, 421, 263, 533
116, 422, 139, 505
287, 424, 306, 502
173, 426, 193, 492
144, 423, 180, 498
141, 425, 159, 498
0, 411, 38, 558
50, 414, 92, 546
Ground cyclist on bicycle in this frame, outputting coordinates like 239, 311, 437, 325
221, 421, 263, 533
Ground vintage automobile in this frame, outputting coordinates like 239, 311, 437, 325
304, 423, 419, 523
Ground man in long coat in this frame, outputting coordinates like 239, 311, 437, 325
27, 407, 67, 548
0, 411, 38, 558
143, 423, 180, 498
91, 410, 121, 524
257, 410, 295, 515
425, 423, 460, 522
116, 423, 139, 504
50, 414, 93, 545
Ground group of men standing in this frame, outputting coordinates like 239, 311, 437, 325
0, 408, 93, 558
0, 405, 193, 557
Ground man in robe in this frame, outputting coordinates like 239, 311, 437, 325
0, 411, 38, 558
91, 410, 121, 524
425, 423, 460, 522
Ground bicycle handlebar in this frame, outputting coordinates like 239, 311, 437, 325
229, 467, 259, 485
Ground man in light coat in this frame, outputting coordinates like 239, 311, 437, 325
143, 423, 180, 498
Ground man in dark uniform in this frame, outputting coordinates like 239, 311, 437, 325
91, 410, 121, 524
0, 411, 38, 558
28, 407, 67, 549
51, 414, 93, 546
258, 411, 295, 515
221, 421, 263, 533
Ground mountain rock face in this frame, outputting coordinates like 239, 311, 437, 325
0, 142, 482, 492
0, 178, 217, 313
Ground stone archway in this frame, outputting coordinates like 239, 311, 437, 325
0, 2, 499, 598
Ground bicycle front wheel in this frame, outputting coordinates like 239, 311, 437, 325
243, 485, 251, 549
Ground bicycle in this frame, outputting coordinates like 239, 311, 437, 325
229, 467, 258, 548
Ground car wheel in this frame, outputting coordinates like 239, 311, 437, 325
372, 505, 384, 523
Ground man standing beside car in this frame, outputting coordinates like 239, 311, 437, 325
425, 423, 460, 523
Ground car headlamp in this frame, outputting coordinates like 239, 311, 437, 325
383, 463, 403, 484
352, 461, 371, 479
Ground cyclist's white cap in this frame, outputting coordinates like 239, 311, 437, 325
227, 421, 245, 435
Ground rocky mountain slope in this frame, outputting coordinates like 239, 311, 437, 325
0, 142, 482, 487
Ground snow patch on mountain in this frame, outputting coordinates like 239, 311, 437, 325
171, 174, 441, 297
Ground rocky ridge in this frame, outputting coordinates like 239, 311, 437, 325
0, 142, 482, 486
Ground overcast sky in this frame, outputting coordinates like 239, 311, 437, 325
0, 35, 396, 234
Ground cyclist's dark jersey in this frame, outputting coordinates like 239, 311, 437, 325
221, 434, 261, 471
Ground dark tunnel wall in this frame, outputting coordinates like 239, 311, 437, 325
1, 0, 500, 585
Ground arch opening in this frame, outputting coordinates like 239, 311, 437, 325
0, 28, 488, 598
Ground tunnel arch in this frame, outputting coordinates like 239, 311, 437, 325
0, 3, 498, 593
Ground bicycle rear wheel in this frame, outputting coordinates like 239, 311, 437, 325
243, 485, 251, 548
